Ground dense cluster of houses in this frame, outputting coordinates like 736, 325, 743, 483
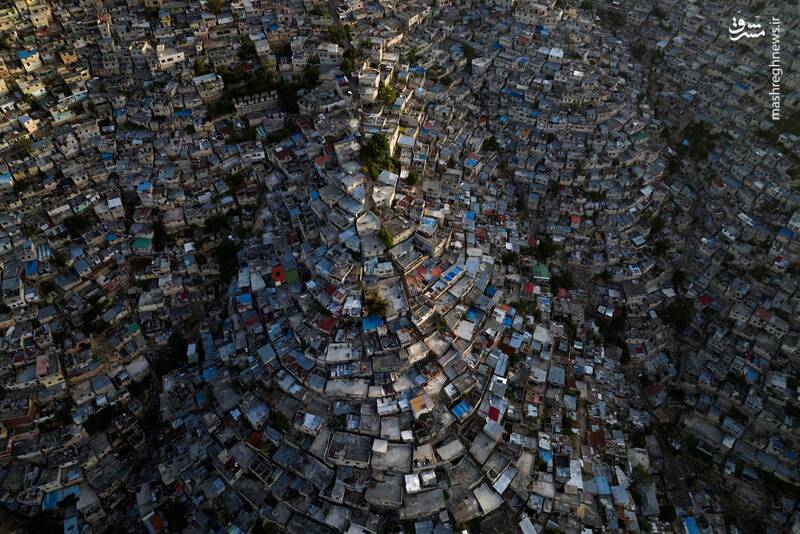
0, 0, 798, 533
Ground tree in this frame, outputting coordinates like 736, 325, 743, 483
481, 136, 500, 152
301, 64, 320, 88
362, 133, 396, 179
535, 237, 556, 261
631, 42, 647, 61
64, 214, 91, 238
329, 25, 351, 46
671, 269, 685, 287
214, 239, 240, 281
653, 239, 669, 256
600, 9, 626, 28
364, 292, 388, 316
379, 227, 394, 248
677, 121, 716, 161
596, 269, 612, 283
658, 504, 676, 522
270, 411, 290, 432
649, 215, 664, 236
663, 299, 693, 331
14, 137, 32, 155
511, 300, 538, 317
194, 59, 209, 76
206, 98, 234, 118
551, 271, 575, 291
501, 251, 518, 265
225, 173, 245, 192
749, 264, 769, 282
407, 170, 421, 186
238, 36, 257, 62
206, 0, 224, 14
579, 0, 593, 9
632, 464, 650, 481
378, 83, 397, 105
461, 44, 477, 61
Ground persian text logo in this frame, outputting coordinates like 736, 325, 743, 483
767, 17, 782, 121
728, 17, 765, 40
728, 15, 782, 121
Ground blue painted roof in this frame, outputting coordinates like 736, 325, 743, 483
202, 366, 218, 382
64, 516, 79, 534
362, 316, 384, 331
42, 485, 80, 511
17, 49, 38, 60
235, 293, 253, 305
683, 517, 700, 534
451, 400, 470, 418
595, 476, 611, 495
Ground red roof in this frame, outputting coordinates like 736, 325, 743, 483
149, 513, 165, 533
697, 294, 712, 306
247, 431, 263, 448
271, 266, 286, 282
523, 282, 534, 294
588, 430, 606, 447
317, 316, 337, 334
488, 406, 500, 421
